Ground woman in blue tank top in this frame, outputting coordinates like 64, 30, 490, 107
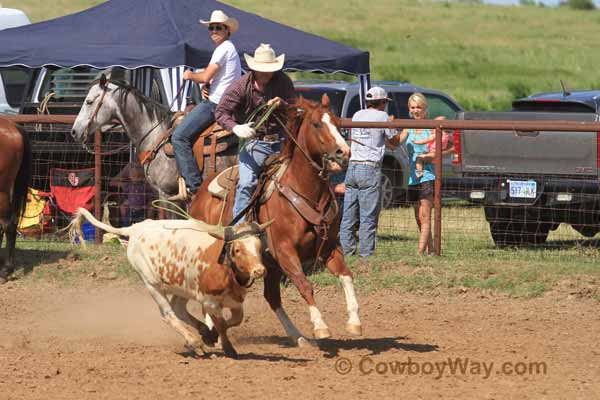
396, 93, 434, 254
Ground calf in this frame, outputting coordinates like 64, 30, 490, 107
69, 208, 269, 358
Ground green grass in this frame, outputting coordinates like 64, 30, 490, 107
12, 237, 135, 285
310, 205, 600, 298
6, 0, 600, 111
12, 206, 600, 298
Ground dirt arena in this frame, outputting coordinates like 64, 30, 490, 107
1, 275, 599, 400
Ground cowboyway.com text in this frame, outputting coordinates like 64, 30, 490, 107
333, 356, 547, 379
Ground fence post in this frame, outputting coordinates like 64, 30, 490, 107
94, 129, 102, 244
433, 127, 443, 256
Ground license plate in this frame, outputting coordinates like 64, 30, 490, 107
508, 180, 537, 198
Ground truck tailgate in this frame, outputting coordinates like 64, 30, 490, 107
460, 112, 598, 176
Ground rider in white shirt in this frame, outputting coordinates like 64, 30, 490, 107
170, 10, 241, 200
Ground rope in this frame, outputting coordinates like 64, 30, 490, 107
36, 91, 55, 132
150, 199, 192, 220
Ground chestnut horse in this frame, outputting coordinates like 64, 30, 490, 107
0, 118, 32, 284
190, 95, 362, 346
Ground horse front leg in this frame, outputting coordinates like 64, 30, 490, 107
278, 250, 331, 340
263, 259, 313, 347
326, 245, 362, 336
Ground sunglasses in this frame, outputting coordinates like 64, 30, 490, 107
208, 25, 225, 32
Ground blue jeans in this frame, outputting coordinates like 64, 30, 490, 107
232, 139, 281, 223
171, 100, 216, 192
339, 163, 382, 258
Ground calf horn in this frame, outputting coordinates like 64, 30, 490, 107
188, 219, 226, 240
257, 219, 275, 231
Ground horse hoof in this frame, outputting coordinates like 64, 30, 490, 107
346, 323, 363, 336
313, 328, 331, 340
185, 340, 206, 355
297, 337, 317, 348
0, 276, 8, 285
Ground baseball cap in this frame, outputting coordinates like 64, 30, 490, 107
365, 86, 392, 101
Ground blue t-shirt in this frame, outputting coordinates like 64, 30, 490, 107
406, 129, 435, 185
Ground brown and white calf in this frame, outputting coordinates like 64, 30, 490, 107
69, 208, 269, 358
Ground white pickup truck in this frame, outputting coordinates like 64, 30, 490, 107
0, 7, 31, 114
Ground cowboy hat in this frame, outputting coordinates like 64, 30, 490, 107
199, 10, 239, 34
244, 44, 285, 73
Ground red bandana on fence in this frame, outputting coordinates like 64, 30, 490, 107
49, 168, 96, 214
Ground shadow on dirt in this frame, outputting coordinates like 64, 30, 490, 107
177, 348, 313, 363
10, 247, 72, 276
317, 336, 439, 358
239, 335, 439, 359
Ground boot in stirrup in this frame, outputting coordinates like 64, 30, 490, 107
168, 176, 191, 201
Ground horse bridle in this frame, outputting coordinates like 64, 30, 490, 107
82, 79, 186, 151
82, 84, 109, 144
273, 110, 338, 181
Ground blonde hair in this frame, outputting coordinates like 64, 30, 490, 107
408, 92, 428, 110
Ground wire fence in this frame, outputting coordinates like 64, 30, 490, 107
11, 116, 600, 263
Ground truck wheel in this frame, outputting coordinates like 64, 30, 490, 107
380, 165, 404, 208
571, 224, 599, 238
486, 206, 549, 246
489, 221, 549, 247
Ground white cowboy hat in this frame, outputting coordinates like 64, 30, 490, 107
244, 44, 285, 73
199, 10, 239, 34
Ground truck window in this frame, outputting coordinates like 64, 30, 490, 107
38, 67, 102, 103
294, 87, 345, 117
425, 95, 459, 119
0, 67, 30, 107
346, 94, 360, 118
390, 93, 410, 118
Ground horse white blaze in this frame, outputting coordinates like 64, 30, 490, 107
322, 112, 349, 154
339, 275, 361, 326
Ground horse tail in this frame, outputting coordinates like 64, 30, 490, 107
12, 124, 32, 220
68, 208, 131, 245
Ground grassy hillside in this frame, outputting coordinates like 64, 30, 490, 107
5, 0, 600, 110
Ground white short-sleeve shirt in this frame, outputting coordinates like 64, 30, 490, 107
350, 108, 396, 163
207, 40, 241, 104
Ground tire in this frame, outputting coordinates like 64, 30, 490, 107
489, 221, 549, 246
485, 206, 549, 247
380, 171, 394, 209
381, 164, 404, 209
571, 224, 599, 238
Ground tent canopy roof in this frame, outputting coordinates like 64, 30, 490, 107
0, 0, 369, 75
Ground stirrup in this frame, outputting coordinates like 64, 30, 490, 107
167, 177, 190, 201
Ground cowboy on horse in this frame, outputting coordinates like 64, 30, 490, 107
169, 10, 242, 201
214, 43, 296, 223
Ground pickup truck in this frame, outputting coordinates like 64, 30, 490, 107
453, 90, 600, 246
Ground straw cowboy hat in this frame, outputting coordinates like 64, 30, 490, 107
199, 10, 239, 34
244, 44, 285, 73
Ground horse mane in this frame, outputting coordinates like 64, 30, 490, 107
90, 78, 172, 122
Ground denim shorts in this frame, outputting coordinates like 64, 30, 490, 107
407, 180, 434, 203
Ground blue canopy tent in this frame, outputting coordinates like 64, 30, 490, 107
0, 0, 370, 110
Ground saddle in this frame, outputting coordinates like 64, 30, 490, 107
138, 110, 238, 177
207, 157, 290, 203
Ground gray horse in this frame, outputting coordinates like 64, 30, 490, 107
71, 75, 181, 199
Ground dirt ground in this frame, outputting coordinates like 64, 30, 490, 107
1, 275, 599, 400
